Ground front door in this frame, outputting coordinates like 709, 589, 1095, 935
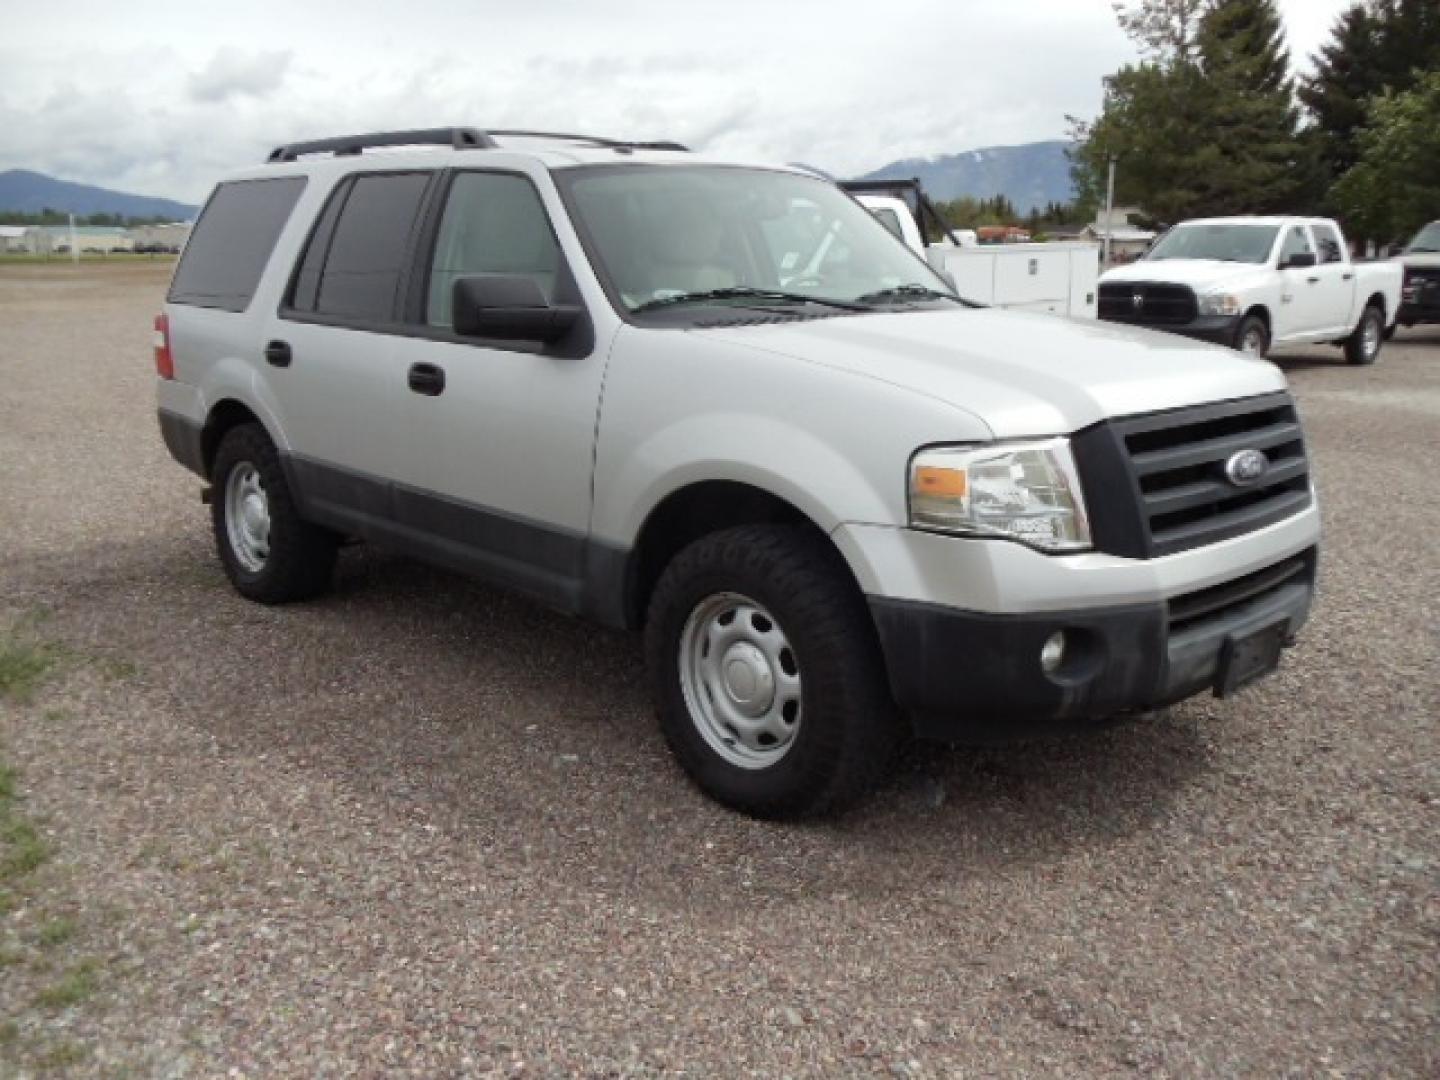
389, 169, 611, 610
1274, 224, 1326, 340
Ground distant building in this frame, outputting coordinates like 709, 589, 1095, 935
0, 225, 27, 253
975, 225, 1033, 244
127, 222, 191, 253
4, 226, 133, 255
1079, 207, 1156, 263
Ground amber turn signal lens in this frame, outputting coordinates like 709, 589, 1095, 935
913, 465, 966, 499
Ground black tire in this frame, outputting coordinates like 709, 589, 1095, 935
210, 424, 337, 603
644, 524, 900, 819
1383, 324, 1397, 341
1345, 304, 1384, 365
1233, 315, 1269, 358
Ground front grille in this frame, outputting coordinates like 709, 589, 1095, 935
1167, 549, 1315, 636
1099, 282, 1198, 325
1071, 392, 1313, 559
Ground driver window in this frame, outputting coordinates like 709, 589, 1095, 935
427, 172, 560, 328
1279, 226, 1313, 265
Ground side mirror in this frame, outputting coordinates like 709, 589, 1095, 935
1280, 252, 1317, 270
452, 275, 581, 343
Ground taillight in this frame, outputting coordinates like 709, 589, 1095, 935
153, 313, 174, 380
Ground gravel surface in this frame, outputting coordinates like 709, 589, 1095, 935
0, 261, 1435, 1076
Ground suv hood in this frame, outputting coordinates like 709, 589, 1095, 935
1397, 252, 1440, 269
703, 308, 1285, 438
1101, 259, 1270, 291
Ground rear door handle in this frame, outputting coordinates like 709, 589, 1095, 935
407, 362, 446, 396
1306, 276, 1320, 284
264, 340, 292, 367
1342, 272, 1354, 281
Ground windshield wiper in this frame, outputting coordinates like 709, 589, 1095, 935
632, 286, 870, 314
852, 284, 965, 306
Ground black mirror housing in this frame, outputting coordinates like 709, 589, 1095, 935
1280, 252, 1317, 270
452, 274, 581, 343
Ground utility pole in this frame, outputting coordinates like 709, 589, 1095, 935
68, 213, 79, 266
1102, 155, 1117, 268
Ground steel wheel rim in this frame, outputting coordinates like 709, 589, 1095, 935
1242, 327, 1266, 357
1362, 313, 1380, 359
225, 462, 271, 573
678, 592, 802, 770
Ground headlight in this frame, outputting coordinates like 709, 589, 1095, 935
908, 438, 1092, 552
1198, 292, 1242, 317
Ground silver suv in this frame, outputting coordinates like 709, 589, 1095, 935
157, 127, 1321, 817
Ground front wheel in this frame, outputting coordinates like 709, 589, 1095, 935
1345, 304, 1384, 365
644, 525, 900, 818
211, 424, 337, 603
1233, 315, 1269, 359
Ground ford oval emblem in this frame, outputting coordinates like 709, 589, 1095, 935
1224, 448, 1270, 486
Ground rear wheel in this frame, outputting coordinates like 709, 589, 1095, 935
1346, 304, 1384, 364
1233, 315, 1269, 358
644, 524, 900, 818
211, 424, 337, 603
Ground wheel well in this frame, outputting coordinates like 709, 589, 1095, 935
201, 400, 262, 476
626, 482, 843, 628
1244, 305, 1270, 334
1365, 292, 1386, 318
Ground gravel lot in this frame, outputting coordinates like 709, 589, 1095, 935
0, 261, 1435, 1077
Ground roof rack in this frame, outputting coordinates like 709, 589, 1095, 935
265, 126, 687, 163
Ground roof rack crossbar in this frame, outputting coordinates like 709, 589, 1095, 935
266, 127, 497, 163
486, 130, 689, 152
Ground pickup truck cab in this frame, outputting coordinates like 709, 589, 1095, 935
1099, 216, 1402, 363
156, 128, 1321, 818
1395, 220, 1440, 330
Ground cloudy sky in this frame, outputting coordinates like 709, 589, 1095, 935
3, 0, 1354, 204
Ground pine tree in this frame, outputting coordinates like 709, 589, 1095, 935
1300, 0, 1440, 184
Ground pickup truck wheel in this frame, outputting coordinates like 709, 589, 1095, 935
1234, 316, 1269, 358
1346, 305, 1384, 364
211, 424, 337, 603
645, 524, 899, 818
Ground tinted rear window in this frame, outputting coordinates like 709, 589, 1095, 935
289, 172, 431, 321
168, 177, 306, 311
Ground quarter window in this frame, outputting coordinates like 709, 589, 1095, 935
425, 172, 561, 328
169, 177, 306, 312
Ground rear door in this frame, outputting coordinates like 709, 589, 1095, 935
386, 168, 609, 609
1309, 221, 1354, 335
270, 170, 437, 526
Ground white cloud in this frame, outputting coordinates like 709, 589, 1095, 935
1, 0, 1356, 205
187, 47, 292, 103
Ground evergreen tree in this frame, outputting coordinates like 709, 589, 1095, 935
1300, 0, 1440, 183
1331, 69, 1440, 244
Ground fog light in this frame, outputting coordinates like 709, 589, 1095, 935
1040, 631, 1067, 674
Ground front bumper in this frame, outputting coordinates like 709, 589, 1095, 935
1099, 313, 1241, 347
868, 547, 1317, 743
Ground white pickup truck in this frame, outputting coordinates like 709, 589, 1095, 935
1099, 216, 1403, 364
846, 179, 1100, 319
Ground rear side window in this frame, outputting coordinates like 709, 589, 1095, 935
288, 172, 430, 321
1313, 222, 1345, 264
168, 177, 306, 311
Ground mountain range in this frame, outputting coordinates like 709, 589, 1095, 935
855, 140, 1076, 212
0, 170, 198, 221
1, 140, 1076, 224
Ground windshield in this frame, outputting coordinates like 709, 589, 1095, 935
1146, 223, 1280, 264
1405, 222, 1440, 253
557, 165, 954, 313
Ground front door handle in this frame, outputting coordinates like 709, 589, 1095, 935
1342, 272, 1354, 281
264, 340, 292, 367
1306, 276, 1320, 284
407, 362, 446, 396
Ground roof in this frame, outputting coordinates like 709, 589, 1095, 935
0, 225, 27, 239
1082, 225, 1156, 242
228, 128, 794, 187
